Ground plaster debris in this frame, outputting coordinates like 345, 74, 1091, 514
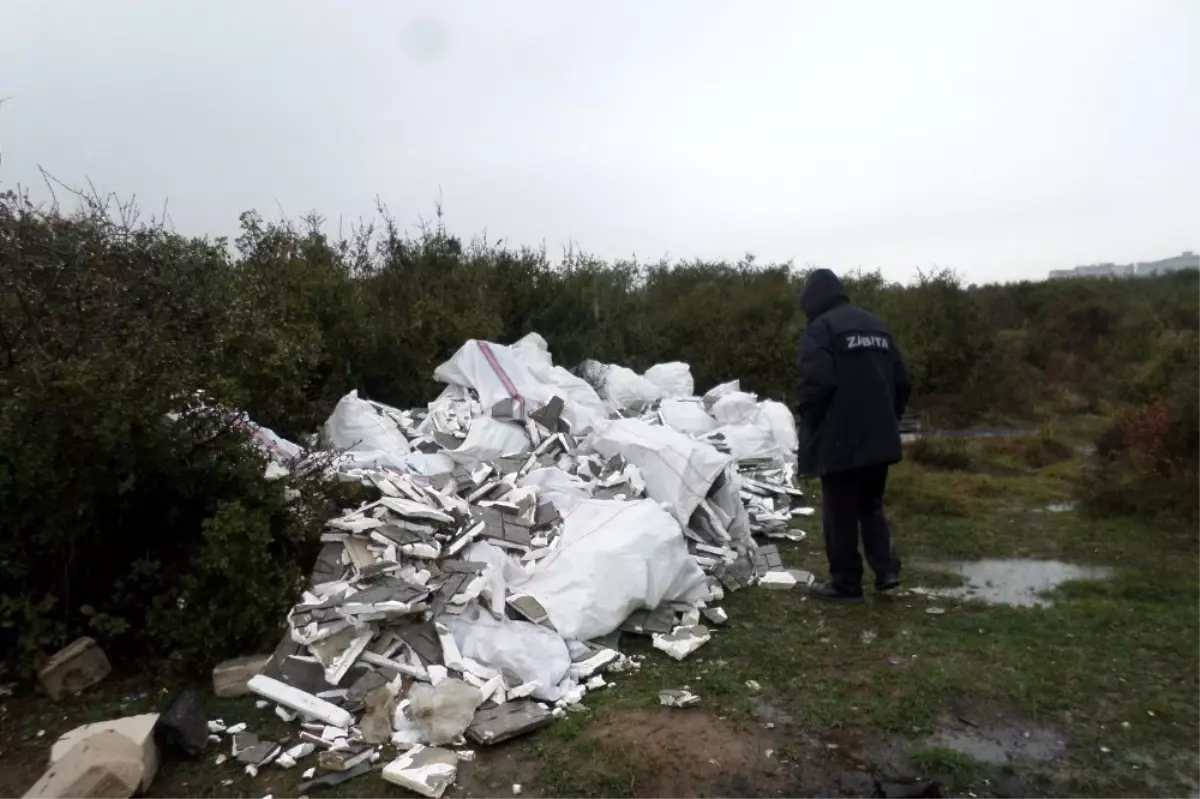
212, 654, 271, 698
381, 745, 459, 799
660, 689, 702, 707
38, 637, 111, 701
235, 339, 811, 791
653, 625, 712, 660
466, 700, 554, 745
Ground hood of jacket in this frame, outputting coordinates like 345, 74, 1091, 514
800, 269, 849, 320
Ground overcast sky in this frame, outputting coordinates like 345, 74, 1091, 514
2, 1, 1197, 283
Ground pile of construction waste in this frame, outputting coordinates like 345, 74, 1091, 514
219, 334, 815, 797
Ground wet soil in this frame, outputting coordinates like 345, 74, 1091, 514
916, 558, 1113, 607
579, 707, 882, 798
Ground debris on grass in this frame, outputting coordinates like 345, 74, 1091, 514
221, 338, 813, 793
659, 689, 702, 707
38, 637, 111, 701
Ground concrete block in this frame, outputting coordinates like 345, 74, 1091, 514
212, 654, 271, 698
38, 638, 111, 700
25, 730, 144, 798
49, 714, 158, 792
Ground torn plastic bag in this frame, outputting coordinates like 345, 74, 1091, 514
446, 417, 531, 466
709, 423, 785, 463
760, 400, 799, 463
169, 397, 304, 466
234, 417, 304, 465
595, 364, 665, 411
323, 390, 411, 454
659, 399, 717, 436
519, 499, 708, 641
332, 450, 455, 476
644, 362, 694, 399
440, 605, 570, 702
588, 418, 732, 525
464, 540, 531, 616
710, 391, 762, 426
547, 367, 607, 432
511, 332, 554, 371
407, 679, 482, 745
702, 380, 741, 408
433, 340, 558, 420
518, 467, 594, 514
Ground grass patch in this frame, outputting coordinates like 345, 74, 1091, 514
2, 420, 1194, 798
908, 744, 986, 777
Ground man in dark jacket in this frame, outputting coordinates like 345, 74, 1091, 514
796, 268, 911, 602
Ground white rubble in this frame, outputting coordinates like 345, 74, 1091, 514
237, 334, 811, 795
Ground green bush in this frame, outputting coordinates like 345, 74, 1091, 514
907, 436, 974, 471
0, 193, 332, 677
2, 183, 1197, 677
1080, 331, 1199, 521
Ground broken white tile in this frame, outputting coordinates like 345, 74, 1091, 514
226, 722, 248, 734
659, 689, 701, 707
508, 681, 540, 699
302, 767, 316, 779
246, 675, 354, 728
759, 571, 799, 589
381, 745, 459, 799
567, 648, 620, 679
652, 625, 712, 661
207, 719, 227, 734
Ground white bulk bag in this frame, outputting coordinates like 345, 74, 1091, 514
433, 339, 558, 419
445, 416, 531, 466
711, 391, 762, 426
760, 400, 799, 463
659, 399, 718, 436
519, 499, 708, 641
643, 362, 695, 399
323, 390, 411, 454
588, 418, 732, 525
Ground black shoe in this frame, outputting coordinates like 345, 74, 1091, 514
875, 573, 901, 592
808, 581, 865, 603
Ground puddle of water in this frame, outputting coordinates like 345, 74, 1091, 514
932, 723, 1065, 764
919, 558, 1113, 607
753, 700, 795, 725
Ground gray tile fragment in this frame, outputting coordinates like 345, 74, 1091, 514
620, 605, 676, 635
237, 740, 281, 766
277, 655, 334, 694
754, 544, 784, 574
533, 501, 560, 529
345, 670, 388, 710
297, 761, 372, 792
465, 700, 554, 745
505, 594, 550, 626
529, 396, 564, 431
394, 621, 443, 665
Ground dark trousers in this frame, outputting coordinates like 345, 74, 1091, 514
820, 464, 900, 594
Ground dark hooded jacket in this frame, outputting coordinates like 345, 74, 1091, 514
795, 269, 911, 478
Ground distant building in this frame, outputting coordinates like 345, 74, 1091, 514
1049, 251, 1198, 279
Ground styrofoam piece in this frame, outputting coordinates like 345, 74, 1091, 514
246, 675, 353, 728
381, 745, 458, 799
652, 625, 712, 661
435, 622, 466, 672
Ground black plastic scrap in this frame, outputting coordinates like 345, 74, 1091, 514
154, 686, 209, 758
873, 779, 943, 798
